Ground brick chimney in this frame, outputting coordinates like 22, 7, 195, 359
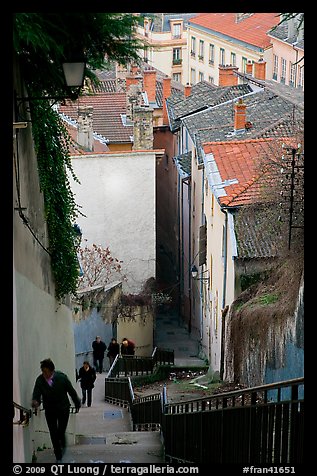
234, 98, 246, 132
126, 74, 142, 91
254, 58, 266, 81
77, 105, 94, 151
218, 65, 238, 86
246, 60, 253, 75
143, 69, 157, 103
184, 83, 192, 97
132, 105, 154, 150
126, 75, 143, 121
162, 77, 172, 125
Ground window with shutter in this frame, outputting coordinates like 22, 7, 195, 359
199, 224, 207, 265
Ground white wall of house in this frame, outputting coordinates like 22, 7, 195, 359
69, 151, 156, 295
201, 191, 237, 374
189, 151, 205, 342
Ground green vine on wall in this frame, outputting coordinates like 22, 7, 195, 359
31, 101, 82, 300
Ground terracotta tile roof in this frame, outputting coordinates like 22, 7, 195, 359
183, 87, 303, 164
203, 138, 284, 207
189, 13, 280, 49
90, 79, 117, 94
59, 93, 133, 144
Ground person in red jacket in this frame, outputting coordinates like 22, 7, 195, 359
120, 338, 135, 356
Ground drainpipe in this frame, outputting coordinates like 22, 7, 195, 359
177, 171, 181, 318
188, 179, 192, 333
292, 44, 299, 88
200, 166, 205, 342
220, 208, 228, 381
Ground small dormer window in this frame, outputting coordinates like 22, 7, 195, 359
172, 22, 182, 39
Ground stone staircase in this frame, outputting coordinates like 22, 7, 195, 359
34, 373, 165, 463
35, 309, 205, 464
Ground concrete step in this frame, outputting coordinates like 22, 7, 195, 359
34, 431, 165, 463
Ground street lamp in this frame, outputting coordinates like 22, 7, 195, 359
15, 60, 86, 104
191, 265, 210, 282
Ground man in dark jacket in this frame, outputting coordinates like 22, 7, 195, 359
107, 337, 120, 367
77, 361, 96, 407
92, 336, 107, 373
31, 358, 81, 463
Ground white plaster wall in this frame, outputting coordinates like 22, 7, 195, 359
70, 152, 156, 295
14, 270, 78, 462
203, 194, 236, 374
13, 57, 79, 463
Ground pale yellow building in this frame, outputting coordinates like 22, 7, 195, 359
135, 13, 198, 85
186, 13, 280, 85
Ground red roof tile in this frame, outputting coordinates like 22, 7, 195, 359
203, 138, 285, 206
190, 13, 279, 49
59, 93, 133, 144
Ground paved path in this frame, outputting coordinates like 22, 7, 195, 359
35, 309, 205, 463
155, 310, 206, 367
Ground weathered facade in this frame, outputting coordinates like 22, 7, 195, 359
13, 57, 78, 463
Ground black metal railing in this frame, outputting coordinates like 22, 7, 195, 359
104, 376, 133, 406
103, 348, 303, 464
152, 347, 174, 366
161, 377, 304, 464
106, 348, 174, 379
131, 392, 163, 431
13, 401, 33, 427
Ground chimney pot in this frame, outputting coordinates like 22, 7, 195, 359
218, 65, 238, 86
246, 61, 253, 75
184, 83, 192, 97
254, 58, 266, 80
234, 99, 247, 132
143, 70, 157, 103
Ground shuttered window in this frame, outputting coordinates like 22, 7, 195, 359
199, 224, 207, 265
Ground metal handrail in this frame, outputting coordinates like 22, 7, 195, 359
13, 401, 33, 426
164, 377, 304, 412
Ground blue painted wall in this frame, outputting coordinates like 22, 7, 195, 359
73, 308, 115, 371
265, 284, 304, 399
